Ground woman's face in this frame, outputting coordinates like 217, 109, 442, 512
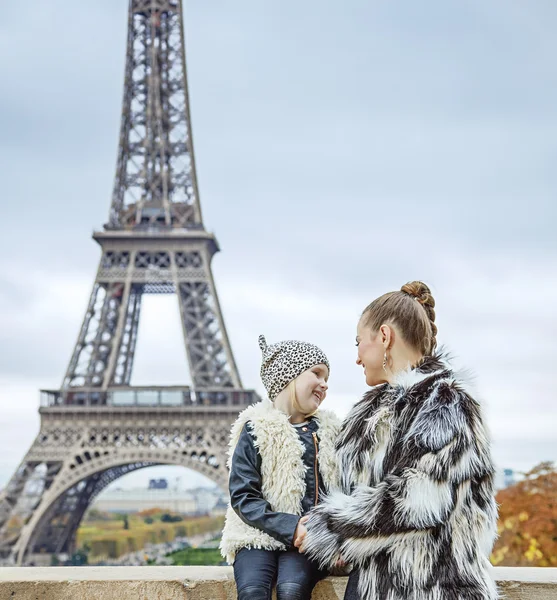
356, 318, 387, 386
294, 364, 329, 415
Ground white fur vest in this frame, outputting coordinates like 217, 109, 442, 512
303, 351, 499, 600
220, 400, 341, 564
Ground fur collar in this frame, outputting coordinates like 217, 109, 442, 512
391, 347, 452, 389
336, 349, 472, 476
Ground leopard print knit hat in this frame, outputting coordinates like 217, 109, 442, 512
258, 335, 330, 400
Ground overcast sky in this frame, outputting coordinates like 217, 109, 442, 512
0, 0, 555, 493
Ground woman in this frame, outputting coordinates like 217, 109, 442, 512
220, 334, 341, 600
298, 282, 498, 600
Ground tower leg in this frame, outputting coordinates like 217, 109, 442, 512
177, 278, 241, 388
62, 282, 128, 391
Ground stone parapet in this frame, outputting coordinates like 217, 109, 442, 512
0, 566, 556, 599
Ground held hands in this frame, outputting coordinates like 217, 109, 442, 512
293, 515, 310, 550
294, 516, 347, 570
334, 558, 347, 569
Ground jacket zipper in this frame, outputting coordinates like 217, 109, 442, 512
312, 432, 319, 506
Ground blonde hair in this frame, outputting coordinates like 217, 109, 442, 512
288, 379, 318, 419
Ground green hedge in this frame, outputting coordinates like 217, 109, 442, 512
168, 547, 225, 566
77, 515, 225, 561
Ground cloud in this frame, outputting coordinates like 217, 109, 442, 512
0, 0, 555, 490
0, 269, 91, 380
1, 245, 555, 487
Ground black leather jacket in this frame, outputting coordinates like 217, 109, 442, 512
229, 417, 326, 548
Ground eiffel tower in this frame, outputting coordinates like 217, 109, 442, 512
0, 0, 259, 566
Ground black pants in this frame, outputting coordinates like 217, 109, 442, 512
233, 547, 327, 600
343, 569, 360, 600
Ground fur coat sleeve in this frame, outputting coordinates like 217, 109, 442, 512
302, 376, 496, 569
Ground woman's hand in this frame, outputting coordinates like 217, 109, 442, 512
293, 515, 310, 550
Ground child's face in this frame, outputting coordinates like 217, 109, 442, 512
294, 364, 329, 414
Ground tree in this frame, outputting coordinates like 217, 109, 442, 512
161, 512, 183, 523
69, 548, 89, 566
492, 461, 557, 567
84, 509, 112, 522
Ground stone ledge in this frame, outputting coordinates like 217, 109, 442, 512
0, 566, 556, 599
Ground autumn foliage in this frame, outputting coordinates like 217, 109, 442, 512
492, 461, 557, 567
137, 507, 165, 518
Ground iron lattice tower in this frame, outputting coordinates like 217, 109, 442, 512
0, 0, 259, 565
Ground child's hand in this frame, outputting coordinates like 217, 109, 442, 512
293, 515, 310, 549
330, 556, 350, 576
334, 558, 347, 568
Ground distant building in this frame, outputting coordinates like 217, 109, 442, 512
494, 467, 517, 490
91, 487, 197, 514
90, 483, 229, 515
189, 486, 223, 514
148, 478, 168, 490
503, 468, 515, 488
211, 497, 228, 516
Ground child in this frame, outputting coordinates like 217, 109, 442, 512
220, 335, 341, 600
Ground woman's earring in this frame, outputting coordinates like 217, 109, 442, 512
382, 352, 388, 374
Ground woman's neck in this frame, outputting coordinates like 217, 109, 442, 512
386, 343, 423, 385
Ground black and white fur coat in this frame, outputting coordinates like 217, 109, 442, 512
303, 351, 498, 600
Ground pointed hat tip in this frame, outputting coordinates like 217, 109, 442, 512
258, 335, 268, 352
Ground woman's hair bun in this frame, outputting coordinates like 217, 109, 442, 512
401, 281, 435, 309
401, 281, 438, 350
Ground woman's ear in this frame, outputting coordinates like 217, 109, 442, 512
379, 324, 393, 349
